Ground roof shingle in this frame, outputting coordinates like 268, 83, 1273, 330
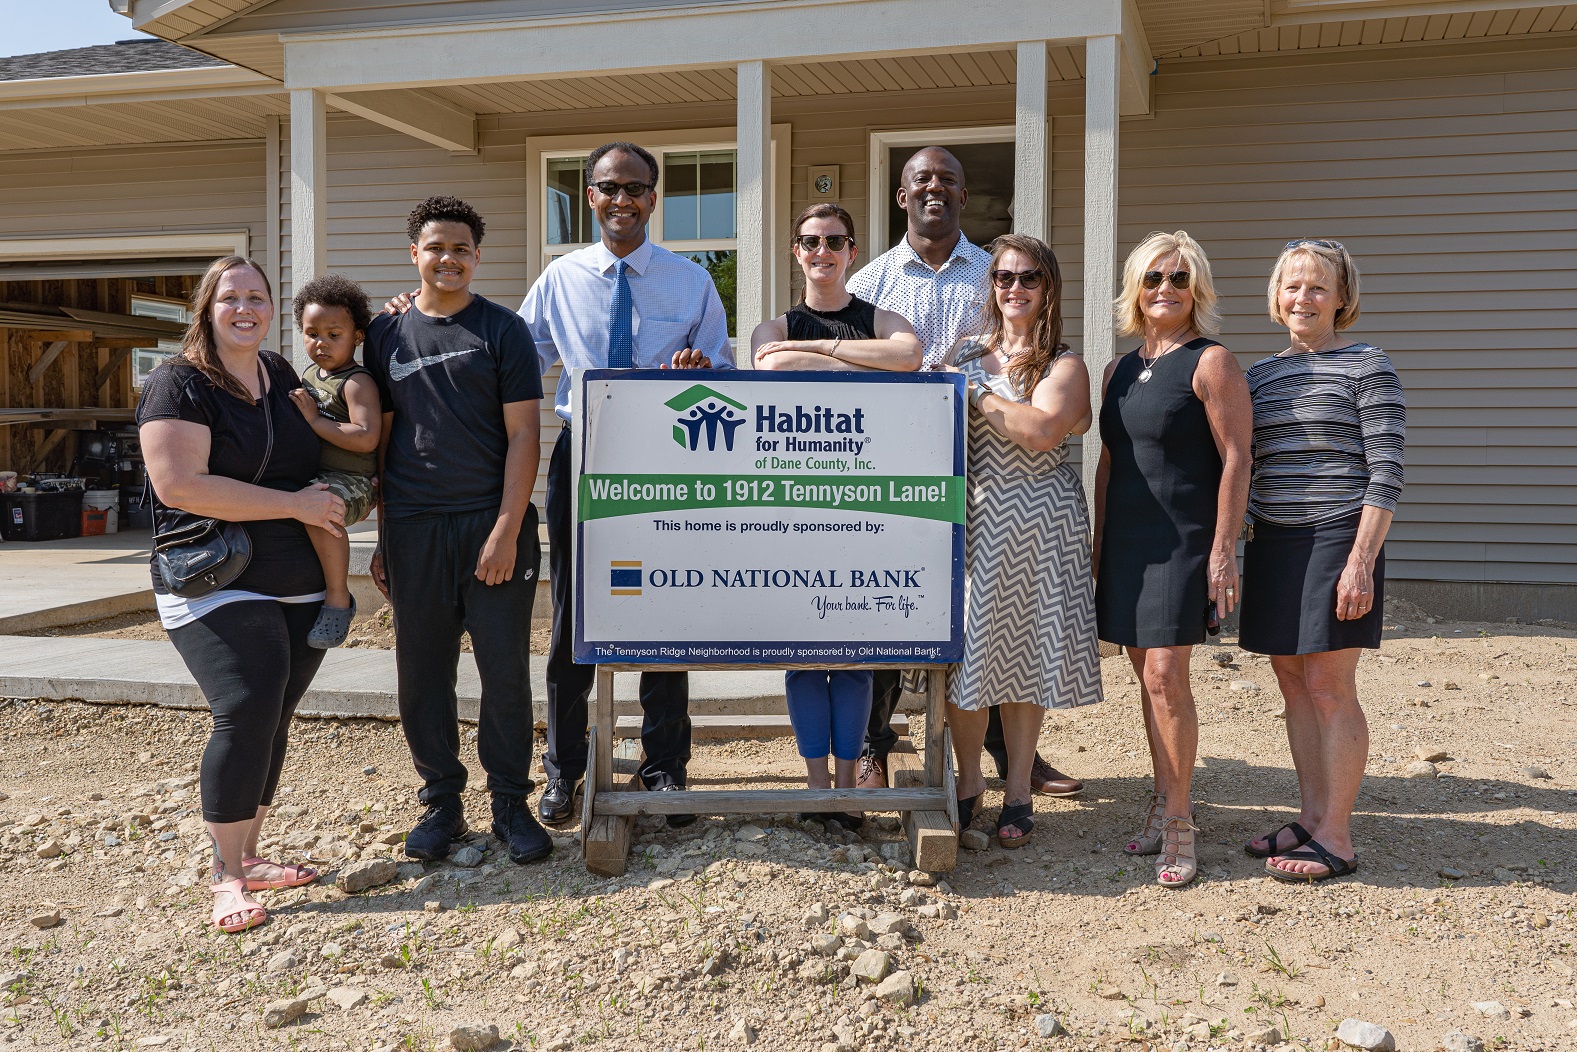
0, 39, 228, 83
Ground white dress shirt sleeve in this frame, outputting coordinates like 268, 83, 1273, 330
518, 269, 561, 373
694, 282, 735, 369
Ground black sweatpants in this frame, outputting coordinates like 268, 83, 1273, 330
545, 427, 690, 789
384, 505, 541, 803
168, 599, 325, 824
864, 669, 1014, 773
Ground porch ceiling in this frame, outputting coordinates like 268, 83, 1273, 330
423, 48, 1087, 114
1171, 4, 1577, 57
0, 93, 287, 152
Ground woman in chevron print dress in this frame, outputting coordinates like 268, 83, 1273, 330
943, 234, 1103, 849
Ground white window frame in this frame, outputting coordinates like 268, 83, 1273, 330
867, 125, 1015, 255
130, 295, 190, 389
526, 125, 791, 318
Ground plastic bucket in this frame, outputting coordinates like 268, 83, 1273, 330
83, 489, 119, 535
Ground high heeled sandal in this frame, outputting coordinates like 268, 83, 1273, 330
1156, 815, 1200, 889
1123, 792, 1167, 856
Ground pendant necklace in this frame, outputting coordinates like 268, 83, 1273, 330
1138, 327, 1190, 384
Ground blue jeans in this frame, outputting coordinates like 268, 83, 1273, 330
785, 670, 873, 761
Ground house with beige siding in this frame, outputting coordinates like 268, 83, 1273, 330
1, 0, 1572, 620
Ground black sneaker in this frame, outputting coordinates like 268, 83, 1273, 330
491, 794, 553, 865
404, 797, 467, 861
658, 783, 697, 828
537, 776, 582, 826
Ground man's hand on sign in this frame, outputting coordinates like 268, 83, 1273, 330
662, 347, 712, 370
381, 290, 419, 315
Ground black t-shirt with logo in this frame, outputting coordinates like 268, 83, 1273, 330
364, 295, 544, 520
134, 350, 325, 597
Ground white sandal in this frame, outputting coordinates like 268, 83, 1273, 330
1123, 791, 1167, 856
1156, 816, 1200, 888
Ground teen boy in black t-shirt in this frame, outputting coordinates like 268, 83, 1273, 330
364, 196, 551, 865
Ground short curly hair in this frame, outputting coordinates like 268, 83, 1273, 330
406, 195, 485, 247
293, 273, 373, 334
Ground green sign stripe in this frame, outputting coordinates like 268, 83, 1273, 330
578, 473, 964, 523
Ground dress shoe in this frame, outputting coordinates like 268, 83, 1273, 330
1029, 755, 1084, 797
404, 797, 467, 860
537, 776, 582, 825
855, 754, 888, 790
657, 783, 697, 828
491, 793, 553, 864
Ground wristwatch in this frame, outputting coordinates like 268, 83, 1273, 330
968, 381, 987, 410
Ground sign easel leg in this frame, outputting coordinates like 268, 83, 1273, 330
584, 666, 632, 875
903, 668, 958, 872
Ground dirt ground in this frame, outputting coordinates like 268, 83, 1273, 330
2, 603, 1575, 1052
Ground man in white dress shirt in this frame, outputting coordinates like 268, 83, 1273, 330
846, 146, 1084, 798
520, 142, 733, 827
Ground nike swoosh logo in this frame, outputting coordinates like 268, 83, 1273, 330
387, 347, 482, 382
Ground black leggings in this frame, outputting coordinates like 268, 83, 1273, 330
167, 599, 325, 824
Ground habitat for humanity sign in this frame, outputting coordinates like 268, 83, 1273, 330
573, 370, 965, 665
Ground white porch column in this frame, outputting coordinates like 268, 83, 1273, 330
290, 88, 328, 286
735, 60, 772, 360
1081, 34, 1120, 512
1013, 40, 1049, 241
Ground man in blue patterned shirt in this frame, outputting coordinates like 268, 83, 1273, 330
847, 147, 1084, 798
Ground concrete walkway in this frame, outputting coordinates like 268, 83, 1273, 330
0, 529, 156, 632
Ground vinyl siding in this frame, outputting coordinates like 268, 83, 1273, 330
1103, 37, 1577, 586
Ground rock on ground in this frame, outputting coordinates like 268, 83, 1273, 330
449, 1023, 500, 1051
850, 949, 892, 983
1470, 1001, 1511, 1021
1034, 1014, 1065, 1037
262, 998, 308, 1029
874, 970, 915, 1006
1442, 1033, 1484, 1052
1336, 1018, 1396, 1051
336, 857, 397, 893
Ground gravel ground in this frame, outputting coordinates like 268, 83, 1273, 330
1, 606, 1574, 1052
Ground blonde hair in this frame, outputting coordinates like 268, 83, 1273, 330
1114, 231, 1220, 338
1268, 239, 1361, 330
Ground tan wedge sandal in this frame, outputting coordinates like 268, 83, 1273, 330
1156, 815, 1200, 888
1123, 792, 1167, 856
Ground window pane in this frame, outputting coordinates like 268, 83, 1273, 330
885, 140, 1014, 252
664, 150, 735, 242
678, 250, 736, 338
547, 156, 596, 245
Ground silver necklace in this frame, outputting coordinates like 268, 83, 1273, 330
1138, 329, 1191, 384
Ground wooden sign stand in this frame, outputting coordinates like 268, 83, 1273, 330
581, 663, 959, 877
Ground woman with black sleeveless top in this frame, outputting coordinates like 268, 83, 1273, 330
1095, 231, 1252, 888
752, 203, 922, 827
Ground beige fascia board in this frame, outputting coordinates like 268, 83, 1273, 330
0, 64, 275, 105
282, 0, 1122, 91
1271, 0, 1552, 24
1118, 0, 1154, 117
0, 232, 251, 265
326, 88, 476, 154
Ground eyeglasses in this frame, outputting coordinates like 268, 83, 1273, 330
990, 269, 1043, 290
793, 234, 854, 252
1142, 270, 1191, 291
591, 180, 654, 199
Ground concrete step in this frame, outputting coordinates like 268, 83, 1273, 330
0, 633, 801, 724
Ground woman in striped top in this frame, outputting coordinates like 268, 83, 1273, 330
1240, 238, 1405, 885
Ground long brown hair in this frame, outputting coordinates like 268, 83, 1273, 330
974, 234, 1067, 397
180, 255, 273, 403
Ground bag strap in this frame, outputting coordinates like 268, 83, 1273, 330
250, 358, 274, 486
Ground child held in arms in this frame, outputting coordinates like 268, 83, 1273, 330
287, 274, 380, 648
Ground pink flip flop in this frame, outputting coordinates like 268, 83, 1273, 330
242, 857, 319, 892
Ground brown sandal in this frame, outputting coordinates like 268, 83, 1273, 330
1156, 816, 1200, 889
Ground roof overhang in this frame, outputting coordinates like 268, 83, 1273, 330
0, 64, 275, 105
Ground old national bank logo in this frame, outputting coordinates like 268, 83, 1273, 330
667, 385, 747, 452
610, 560, 642, 596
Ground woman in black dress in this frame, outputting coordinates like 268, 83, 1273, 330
752, 203, 921, 824
1095, 231, 1252, 888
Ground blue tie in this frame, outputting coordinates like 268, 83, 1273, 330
608, 260, 633, 369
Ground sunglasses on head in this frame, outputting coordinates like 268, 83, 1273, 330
591, 180, 654, 199
793, 234, 854, 252
990, 269, 1043, 290
1142, 269, 1191, 291
1286, 238, 1345, 252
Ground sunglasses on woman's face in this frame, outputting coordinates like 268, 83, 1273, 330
793, 234, 853, 252
990, 269, 1043, 290
1142, 269, 1191, 291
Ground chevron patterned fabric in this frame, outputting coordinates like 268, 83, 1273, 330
948, 352, 1105, 713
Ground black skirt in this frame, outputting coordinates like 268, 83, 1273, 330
1239, 511, 1384, 656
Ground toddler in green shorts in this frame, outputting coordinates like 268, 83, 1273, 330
288, 274, 381, 648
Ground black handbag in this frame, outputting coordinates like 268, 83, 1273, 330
151, 361, 273, 599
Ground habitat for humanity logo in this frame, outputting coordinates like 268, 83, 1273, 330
666, 384, 747, 451
610, 560, 642, 596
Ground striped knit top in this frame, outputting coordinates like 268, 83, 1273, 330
1245, 343, 1406, 526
